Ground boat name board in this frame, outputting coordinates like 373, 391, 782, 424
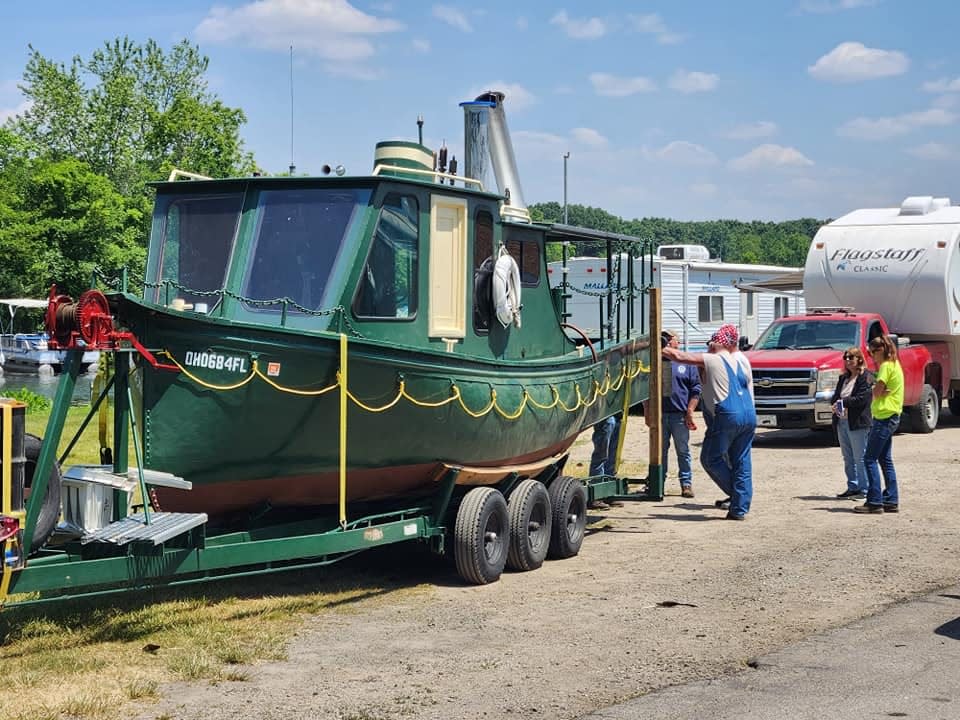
183, 350, 248, 374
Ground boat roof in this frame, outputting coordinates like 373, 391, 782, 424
0, 298, 48, 309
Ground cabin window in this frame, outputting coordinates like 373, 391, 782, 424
152, 192, 243, 307
698, 295, 724, 323
354, 194, 419, 319
504, 226, 541, 286
243, 188, 371, 311
774, 297, 790, 319
473, 209, 495, 331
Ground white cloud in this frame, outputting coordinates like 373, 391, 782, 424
195, 0, 403, 64
0, 98, 31, 123
571, 127, 608, 148
468, 82, 536, 111
628, 13, 685, 44
922, 77, 960, 93
669, 69, 719, 94
411, 38, 430, 53
808, 42, 908, 83
798, 0, 878, 13
725, 121, 778, 140
650, 141, 718, 166
432, 4, 472, 32
729, 144, 813, 171
589, 72, 657, 97
837, 108, 957, 140
905, 142, 955, 160
516, 16, 528, 30
550, 10, 606, 40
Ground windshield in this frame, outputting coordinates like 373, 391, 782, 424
242, 188, 371, 311
753, 319, 860, 350
149, 192, 244, 307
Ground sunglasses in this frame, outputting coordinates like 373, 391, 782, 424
843, 354, 858, 360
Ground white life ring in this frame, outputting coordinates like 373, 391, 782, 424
493, 250, 522, 328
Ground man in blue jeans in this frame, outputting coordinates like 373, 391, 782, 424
644, 329, 702, 497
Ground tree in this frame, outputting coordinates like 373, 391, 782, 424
9, 38, 257, 195
0, 156, 142, 298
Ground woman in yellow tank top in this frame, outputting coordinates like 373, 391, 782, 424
853, 335, 904, 514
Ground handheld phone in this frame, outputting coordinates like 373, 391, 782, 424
837, 399, 844, 415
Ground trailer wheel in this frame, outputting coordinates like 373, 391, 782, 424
506, 479, 552, 572
547, 475, 587, 560
454, 487, 509, 585
24, 433, 62, 554
907, 383, 939, 434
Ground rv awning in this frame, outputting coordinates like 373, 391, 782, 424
734, 270, 804, 294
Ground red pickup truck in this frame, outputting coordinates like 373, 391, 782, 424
745, 309, 952, 434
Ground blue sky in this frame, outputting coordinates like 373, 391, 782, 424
4, 0, 960, 221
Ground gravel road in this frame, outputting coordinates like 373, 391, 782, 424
136, 409, 960, 720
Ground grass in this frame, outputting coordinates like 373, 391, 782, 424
25, 404, 125, 466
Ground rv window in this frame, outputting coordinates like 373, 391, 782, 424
504, 226, 542, 286
774, 297, 789, 319
152, 192, 243, 306
698, 295, 724, 323
354, 193, 419, 319
745, 292, 755, 318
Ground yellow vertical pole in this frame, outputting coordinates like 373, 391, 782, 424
339, 333, 348, 528
647, 288, 664, 499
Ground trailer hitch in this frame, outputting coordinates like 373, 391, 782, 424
43, 286, 180, 372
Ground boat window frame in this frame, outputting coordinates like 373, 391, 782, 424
351, 191, 421, 322
503, 224, 542, 288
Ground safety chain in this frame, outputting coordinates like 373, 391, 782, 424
159, 351, 649, 421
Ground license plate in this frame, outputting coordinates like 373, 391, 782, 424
757, 414, 778, 427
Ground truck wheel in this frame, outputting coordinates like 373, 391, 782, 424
547, 476, 587, 560
908, 383, 939, 434
24, 433, 62, 554
454, 487, 509, 585
506, 479, 552, 572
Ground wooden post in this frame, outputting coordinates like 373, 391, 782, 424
647, 287, 664, 499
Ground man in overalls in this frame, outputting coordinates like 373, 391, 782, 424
662, 324, 757, 520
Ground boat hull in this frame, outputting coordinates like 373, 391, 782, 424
120, 302, 649, 517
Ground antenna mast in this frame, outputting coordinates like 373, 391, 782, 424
289, 46, 296, 175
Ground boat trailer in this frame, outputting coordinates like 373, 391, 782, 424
1, 289, 665, 609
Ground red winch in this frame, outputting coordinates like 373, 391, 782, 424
43, 286, 179, 371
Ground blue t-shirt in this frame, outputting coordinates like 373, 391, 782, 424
663, 362, 702, 414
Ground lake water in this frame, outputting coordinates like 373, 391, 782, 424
0, 370, 97, 405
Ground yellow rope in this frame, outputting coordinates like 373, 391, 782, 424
160, 348, 651, 420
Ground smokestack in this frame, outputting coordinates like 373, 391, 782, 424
460, 91, 527, 213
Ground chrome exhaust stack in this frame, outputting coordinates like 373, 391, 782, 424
461, 91, 529, 221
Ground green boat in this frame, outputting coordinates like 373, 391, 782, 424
7, 91, 654, 591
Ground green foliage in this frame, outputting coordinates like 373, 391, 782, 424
1, 36, 257, 298
1, 387, 51, 413
530, 202, 828, 267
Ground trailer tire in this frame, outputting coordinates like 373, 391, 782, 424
907, 383, 939, 434
506, 479, 552, 572
454, 487, 509, 585
547, 475, 587, 560
24, 433, 62, 554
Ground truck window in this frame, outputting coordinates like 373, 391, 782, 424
753, 320, 859, 350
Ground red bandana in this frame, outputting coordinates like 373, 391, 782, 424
710, 323, 739, 347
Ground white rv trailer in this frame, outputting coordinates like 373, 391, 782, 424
547, 245, 805, 350
804, 195, 960, 404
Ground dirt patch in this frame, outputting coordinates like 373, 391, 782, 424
137, 411, 960, 720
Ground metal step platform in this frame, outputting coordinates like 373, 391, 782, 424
81, 512, 207, 546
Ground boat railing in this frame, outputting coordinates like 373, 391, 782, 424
167, 168, 213, 182
372, 163, 484, 189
